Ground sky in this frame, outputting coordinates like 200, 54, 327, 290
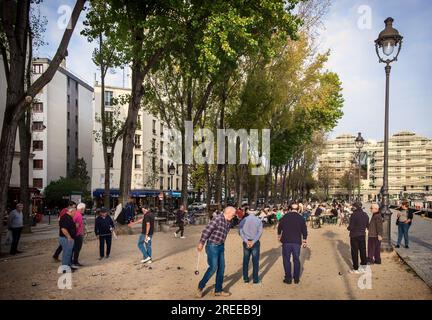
37, 0, 432, 142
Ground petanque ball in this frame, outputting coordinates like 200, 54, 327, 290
177, 266, 181, 270
338, 272, 343, 276
195, 270, 199, 275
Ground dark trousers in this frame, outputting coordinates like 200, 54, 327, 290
282, 243, 301, 281
53, 244, 62, 258
175, 221, 184, 237
73, 235, 84, 264
99, 235, 112, 257
367, 236, 381, 263
10, 227, 23, 254
243, 241, 260, 283
350, 235, 367, 270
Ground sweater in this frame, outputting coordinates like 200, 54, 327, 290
368, 213, 383, 237
277, 212, 308, 245
347, 208, 369, 238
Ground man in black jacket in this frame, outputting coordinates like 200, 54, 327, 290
347, 202, 369, 274
277, 203, 308, 284
95, 208, 115, 260
174, 205, 187, 239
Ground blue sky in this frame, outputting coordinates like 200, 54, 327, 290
37, 0, 432, 141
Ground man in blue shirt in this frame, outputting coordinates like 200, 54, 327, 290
278, 203, 308, 284
239, 210, 263, 284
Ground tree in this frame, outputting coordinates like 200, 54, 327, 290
44, 177, 89, 209
69, 157, 91, 189
0, 0, 87, 251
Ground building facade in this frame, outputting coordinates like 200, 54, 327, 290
317, 131, 432, 200
91, 84, 183, 205
30, 58, 94, 190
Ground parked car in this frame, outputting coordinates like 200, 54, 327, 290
188, 202, 206, 211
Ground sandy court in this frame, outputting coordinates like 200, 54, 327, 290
0, 221, 431, 300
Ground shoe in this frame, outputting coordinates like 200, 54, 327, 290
141, 257, 151, 264
405, 245, 409, 249
294, 278, 300, 284
375, 261, 381, 265
253, 280, 261, 284
105, 255, 110, 259
52, 256, 60, 262
180, 236, 186, 239
395, 245, 400, 248
16, 250, 23, 254
74, 262, 84, 267
174, 232, 178, 238
214, 291, 231, 297
283, 279, 292, 284
146, 259, 152, 264
98, 256, 104, 260
10, 252, 17, 256
196, 288, 203, 298
244, 279, 250, 283
70, 266, 79, 271
71, 264, 80, 269
349, 269, 362, 274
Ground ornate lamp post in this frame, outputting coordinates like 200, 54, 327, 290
354, 132, 365, 201
375, 17, 403, 252
168, 163, 176, 210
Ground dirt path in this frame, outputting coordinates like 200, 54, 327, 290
0, 222, 431, 300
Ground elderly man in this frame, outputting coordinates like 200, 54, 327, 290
59, 207, 77, 270
278, 203, 308, 284
8, 203, 24, 255
196, 206, 236, 298
367, 203, 383, 264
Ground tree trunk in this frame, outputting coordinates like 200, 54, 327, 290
273, 166, 279, 202
264, 169, 271, 206
204, 162, 211, 211
19, 112, 32, 233
281, 164, 288, 201
253, 174, 259, 209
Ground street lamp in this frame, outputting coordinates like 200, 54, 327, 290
375, 17, 403, 252
354, 132, 365, 201
168, 163, 176, 210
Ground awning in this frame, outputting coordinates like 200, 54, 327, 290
92, 189, 182, 198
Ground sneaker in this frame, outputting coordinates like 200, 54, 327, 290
146, 259, 152, 264
283, 279, 292, 284
141, 257, 151, 264
349, 269, 362, 274
405, 245, 409, 249
174, 232, 178, 238
395, 245, 400, 248
196, 288, 203, 298
70, 266, 79, 271
180, 236, 186, 239
71, 264, 80, 269
244, 279, 250, 283
294, 278, 300, 284
105, 255, 110, 259
253, 280, 261, 284
214, 291, 231, 297
98, 256, 104, 260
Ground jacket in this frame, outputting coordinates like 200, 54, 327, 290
347, 208, 369, 238
368, 213, 383, 237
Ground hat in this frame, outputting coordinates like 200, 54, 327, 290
100, 207, 109, 213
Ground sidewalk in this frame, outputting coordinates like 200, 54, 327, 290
391, 210, 432, 288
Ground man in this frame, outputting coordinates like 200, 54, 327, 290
277, 203, 308, 284
396, 201, 414, 249
239, 210, 263, 284
129, 206, 155, 264
53, 201, 76, 261
59, 207, 77, 270
174, 205, 187, 239
8, 203, 24, 255
196, 206, 236, 298
124, 197, 136, 224
367, 203, 383, 264
347, 202, 369, 274
72, 203, 86, 267
95, 207, 115, 259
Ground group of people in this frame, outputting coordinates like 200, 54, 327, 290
195, 202, 309, 298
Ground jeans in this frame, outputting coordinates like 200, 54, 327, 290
367, 237, 381, 263
9, 227, 23, 254
282, 243, 301, 281
397, 223, 410, 247
99, 235, 112, 257
175, 221, 184, 237
73, 235, 84, 264
59, 237, 74, 267
350, 235, 367, 270
137, 234, 152, 259
198, 243, 225, 293
243, 241, 260, 283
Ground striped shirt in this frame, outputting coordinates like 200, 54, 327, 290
200, 213, 231, 245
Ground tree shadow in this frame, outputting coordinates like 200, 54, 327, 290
336, 240, 352, 269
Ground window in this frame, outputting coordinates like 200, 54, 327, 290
160, 141, 164, 155
104, 91, 113, 106
152, 138, 156, 152
152, 120, 156, 135
75, 132, 78, 140
137, 115, 142, 130
33, 140, 43, 151
152, 157, 156, 172
104, 111, 113, 124
32, 102, 43, 113
167, 177, 170, 190
67, 95, 70, 103
33, 159, 43, 170
75, 148, 78, 158
75, 99, 78, 108
160, 159, 164, 173
67, 78, 70, 87
159, 177, 164, 190
32, 121, 44, 131
67, 129, 70, 137
32, 64, 43, 74
160, 123, 164, 137
67, 112, 70, 120
134, 135, 141, 148
75, 82, 78, 91
135, 154, 142, 169
176, 164, 179, 175
33, 178, 43, 189
75, 115, 78, 124
176, 178, 179, 190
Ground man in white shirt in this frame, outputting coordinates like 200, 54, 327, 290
8, 203, 24, 255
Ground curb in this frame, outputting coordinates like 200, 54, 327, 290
394, 248, 432, 289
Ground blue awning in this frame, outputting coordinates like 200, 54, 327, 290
92, 189, 182, 198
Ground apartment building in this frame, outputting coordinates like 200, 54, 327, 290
317, 131, 432, 200
91, 84, 183, 204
